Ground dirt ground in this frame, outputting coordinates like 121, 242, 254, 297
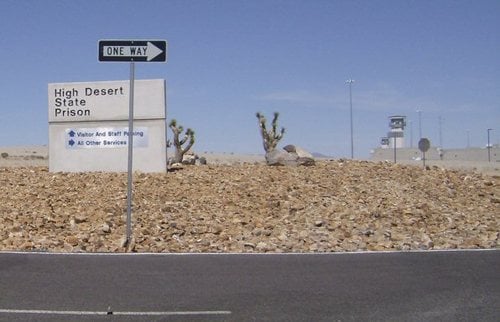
0, 148, 498, 253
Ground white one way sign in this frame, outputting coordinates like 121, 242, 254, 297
98, 40, 167, 62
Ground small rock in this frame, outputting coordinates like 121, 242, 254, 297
419, 234, 434, 250
314, 220, 324, 227
182, 154, 197, 165
65, 236, 79, 246
21, 241, 34, 250
361, 229, 374, 236
278, 233, 288, 241
74, 215, 87, 224
265, 150, 298, 166
284, 145, 315, 166
199, 240, 211, 247
252, 228, 263, 236
102, 223, 111, 233
244, 242, 256, 249
168, 163, 183, 171
211, 225, 223, 234
256, 242, 268, 251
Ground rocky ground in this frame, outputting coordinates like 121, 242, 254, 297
0, 160, 498, 253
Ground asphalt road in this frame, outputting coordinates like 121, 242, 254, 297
0, 250, 498, 321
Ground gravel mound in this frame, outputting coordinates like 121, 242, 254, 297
0, 160, 498, 253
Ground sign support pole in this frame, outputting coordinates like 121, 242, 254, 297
97, 39, 167, 248
126, 62, 135, 246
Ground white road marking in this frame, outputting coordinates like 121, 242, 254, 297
115, 311, 231, 316
0, 309, 104, 316
0, 309, 231, 316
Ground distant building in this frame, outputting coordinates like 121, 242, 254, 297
380, 137, 390, 149
387, 115, 406, 148
372, 115, 500, 162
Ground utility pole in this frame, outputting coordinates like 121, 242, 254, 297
438, 116, 443, 148
416, 109, 422, 140
345, 79, 355, 159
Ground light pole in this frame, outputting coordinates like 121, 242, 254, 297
416, 109, 422, 140
438, 116, 443, 148
345, 79, 355, 159
487, 128, 493, 162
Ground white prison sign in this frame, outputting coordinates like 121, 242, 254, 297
48, 79, 166, 173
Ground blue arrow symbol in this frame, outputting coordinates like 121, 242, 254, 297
68, 130, 75, 137
69, 139, 75, 146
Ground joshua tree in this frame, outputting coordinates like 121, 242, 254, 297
256, 112, 285, 153
168, 119, 195, 163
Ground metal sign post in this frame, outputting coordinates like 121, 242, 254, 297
126, 62, 135, 245
98, 39, 167, 248
393, 134, 397, 163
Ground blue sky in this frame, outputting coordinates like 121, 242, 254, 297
1, 0, 499, 158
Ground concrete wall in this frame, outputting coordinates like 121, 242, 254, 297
371, 147, 500, 162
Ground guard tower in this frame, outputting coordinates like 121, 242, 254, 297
388, 115, 406, 148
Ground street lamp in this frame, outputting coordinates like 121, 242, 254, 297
487, 128, 493, 162
438, 116, 443, 148
345, 79, 355, 159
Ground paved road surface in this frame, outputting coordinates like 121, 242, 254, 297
0, 250, 498, 321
